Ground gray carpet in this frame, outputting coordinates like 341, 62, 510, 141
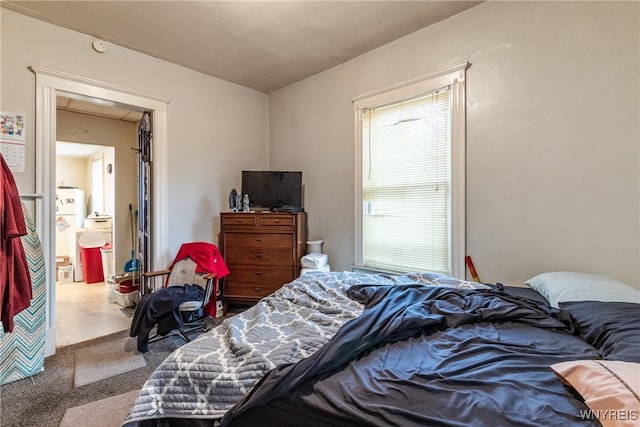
0, 317, 224, 427
59, 390, 140, 427
74, 337, 146, 387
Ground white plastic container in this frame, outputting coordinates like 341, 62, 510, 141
84, 213, 113, 230
216, 300, 224, 318
57, 265, 73, 283
79, 231, 107, 248
306, 240, 324, 254
108, 288, 139, 307
100, 243, 115, 284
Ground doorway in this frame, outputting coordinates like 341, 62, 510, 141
54, 140, 129, 347
32, 66, 169, 356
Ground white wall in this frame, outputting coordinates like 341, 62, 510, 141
269, 1, 639, 287
1, 8, 269, 254
55, 156, 87, 190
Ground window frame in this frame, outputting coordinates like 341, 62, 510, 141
352, 62, 468, 278
91, 153, 105, 214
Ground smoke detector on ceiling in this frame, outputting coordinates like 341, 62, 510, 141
92, 39, 107, 53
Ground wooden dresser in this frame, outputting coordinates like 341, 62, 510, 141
220, 212, 307, 313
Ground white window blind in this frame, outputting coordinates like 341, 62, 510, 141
362, 90, 450, 273
353, 63, 467, 278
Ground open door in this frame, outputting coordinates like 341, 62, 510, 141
137, 112, 152, 293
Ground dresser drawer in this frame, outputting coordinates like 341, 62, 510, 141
225, 264, 293, 284
225, 232, 292, 247
223, 281, 282, 299
225, 245, 292, 266
221, 214, 257, 226
260, 215, 295, 227
224, 232, 293, 259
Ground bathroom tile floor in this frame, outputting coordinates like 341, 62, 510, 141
55, 281, 134, 348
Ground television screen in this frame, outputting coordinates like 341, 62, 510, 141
241, 171, 303, 212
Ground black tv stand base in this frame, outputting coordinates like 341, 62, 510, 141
269, 206, 304, 213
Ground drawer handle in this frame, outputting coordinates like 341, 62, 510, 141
275, 219, 280, 223
255, 253, 262, 258
254, 271, 262, 276
255, 237, 262, 241
254, 288, 262, 292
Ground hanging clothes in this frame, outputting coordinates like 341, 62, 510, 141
0, 154, 32, 333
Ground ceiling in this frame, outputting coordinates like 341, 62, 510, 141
3, 1, 482, 94
56, 140, 107, 158
56, 95, 144, 123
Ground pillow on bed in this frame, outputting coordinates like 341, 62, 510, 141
525, 272, 640, 308
550, 360, 640, 427
559, 301, 640, 363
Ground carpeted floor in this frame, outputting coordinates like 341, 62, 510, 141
73, 337, 146, 387
59, 390, 140, 427
0, 318, 223, 427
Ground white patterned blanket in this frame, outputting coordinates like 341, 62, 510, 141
122, 271, 488, 426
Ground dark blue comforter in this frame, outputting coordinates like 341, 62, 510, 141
220, 284, 601, 426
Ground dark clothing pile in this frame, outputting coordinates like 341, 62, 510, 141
130, 284, 204, 352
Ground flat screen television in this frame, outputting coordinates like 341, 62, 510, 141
241, 170, 304, 212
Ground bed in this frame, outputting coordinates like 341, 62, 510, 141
123, 270, 640, 427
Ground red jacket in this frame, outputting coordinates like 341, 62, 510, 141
168, 242, 229, 317
169, 242, 230, 278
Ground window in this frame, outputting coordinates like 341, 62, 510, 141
91, 154, 104, 214
353, 63, 468, 278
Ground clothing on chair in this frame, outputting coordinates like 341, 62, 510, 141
168, 242, 229, 317
0, 154, 32, 333
130, 284, 204, 353
169, 242, 230, 277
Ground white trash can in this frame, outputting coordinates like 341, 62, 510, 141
306, 240, 324, 254
100, 243, 115, 284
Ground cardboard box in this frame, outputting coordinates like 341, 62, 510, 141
56, 255, 71, 278
56, 255, 70, 265
57, 265, 73, 284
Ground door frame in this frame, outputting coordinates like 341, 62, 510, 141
31, 66, 169, 356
